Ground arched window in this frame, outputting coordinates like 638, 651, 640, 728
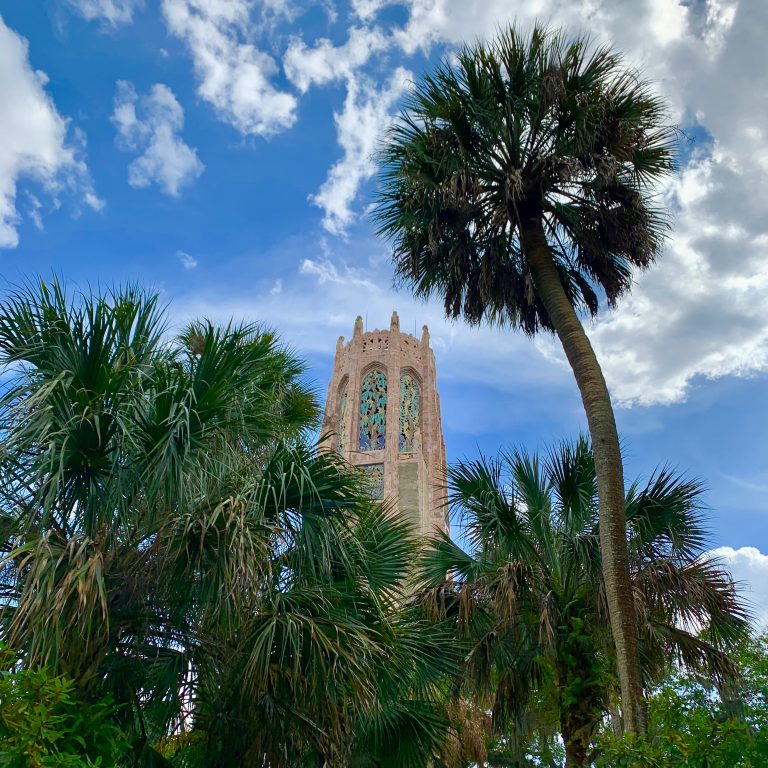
337, 378, 349, 454
399, 372, 421, 452
359, 369, 387, 451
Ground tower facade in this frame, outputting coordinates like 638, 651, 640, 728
321, 312, 448, 536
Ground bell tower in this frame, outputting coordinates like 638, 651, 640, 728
321, 312, 448, 536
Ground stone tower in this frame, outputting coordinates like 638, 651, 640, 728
321, 312, 448, 536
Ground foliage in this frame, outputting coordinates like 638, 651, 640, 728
418, 437, 750, 765
374, 24, 675, 332
0, 279, 457, 768
0, 648, 124, 767
595, 634, 768, 767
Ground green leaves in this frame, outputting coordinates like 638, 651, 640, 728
374, 24, 676, 334
0, 281, 456, 768
430, 439, 749, 763
0, 647, 124, 767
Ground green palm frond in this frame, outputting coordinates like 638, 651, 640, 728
433, 438, 749, 758
374, 24, 676, 333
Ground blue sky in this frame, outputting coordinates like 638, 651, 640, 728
1, 0, 767, 622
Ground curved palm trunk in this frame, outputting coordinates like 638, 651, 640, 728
520, 217, 644, 735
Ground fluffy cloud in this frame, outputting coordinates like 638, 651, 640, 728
283, 26, 389, 93
708, 546, 768, 631
162, 0, 297, 137
65, 0, 143, 26
0, 16, 101, 249
112, 81, 204, 196
310, 67, 411, 235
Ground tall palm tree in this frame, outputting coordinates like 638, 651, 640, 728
0, 280, 455, 767
418, 438, 750, 767
373, 25, 677, 731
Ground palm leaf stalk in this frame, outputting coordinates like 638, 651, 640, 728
374, 25, 677, 732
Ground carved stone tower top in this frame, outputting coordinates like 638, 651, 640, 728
321, 312, 448, 536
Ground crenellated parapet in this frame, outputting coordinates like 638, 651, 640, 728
321, 312, 448, 536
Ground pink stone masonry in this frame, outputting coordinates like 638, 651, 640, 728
321, 312, 449, 537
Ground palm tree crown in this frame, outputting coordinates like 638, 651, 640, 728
375, 25, 675, 333
420, 438, 750, 766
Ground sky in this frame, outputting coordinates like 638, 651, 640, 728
0, 0, 767, 626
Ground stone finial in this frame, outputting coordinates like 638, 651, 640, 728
353, 315, 364, 337
390, 310, 400, 332
336, 336, 344, 353
421, 324, 430, 347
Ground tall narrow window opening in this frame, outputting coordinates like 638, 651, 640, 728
359, 369, 387, 451
399, 372, 421, 452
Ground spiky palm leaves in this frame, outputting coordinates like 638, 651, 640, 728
0, 280, 455, 768
420, 438, 750, 767
375, 25, 678, 730
375, 26, 674, 330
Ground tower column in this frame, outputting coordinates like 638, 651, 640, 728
321, 313, 448, 537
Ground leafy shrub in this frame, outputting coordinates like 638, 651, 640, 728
0, 649, 125, 767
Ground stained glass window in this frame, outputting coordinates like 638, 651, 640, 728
360, 463, 384, 499
399, 373, 421, 452
337, 380, 349, 454
359, 369, 387, 451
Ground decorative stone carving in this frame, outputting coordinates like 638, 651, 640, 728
399, 373, 421, 452
359, 369, 387, 451
360, 463, 385, 499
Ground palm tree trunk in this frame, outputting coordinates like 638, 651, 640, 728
520, 216, 644, 735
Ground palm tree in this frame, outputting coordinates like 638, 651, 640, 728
418, 438, 750, 767
374, 25, 677, 731
0, 279, 455, 767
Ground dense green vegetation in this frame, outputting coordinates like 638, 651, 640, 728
0, 280, 762, 767
0, 280, 456, 767
419, 439, 750, 766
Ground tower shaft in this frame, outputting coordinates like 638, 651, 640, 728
322, 312, 448, 536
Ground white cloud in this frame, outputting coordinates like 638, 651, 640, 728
283, 26, 389, 93
310, 67, 411, 235
162, 0, 297, 137
708, 546, 768, 631
112, 81, 204, 196
0, 16, 101, 249
65, 0, 143, 26
176, 249, 198, 269
270, 278, 283, 294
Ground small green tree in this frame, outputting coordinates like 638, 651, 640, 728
596, 634, 768, 767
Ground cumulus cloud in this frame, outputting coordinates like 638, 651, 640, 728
0, 16, 101, 249
112, 81, 204, 196
284, 26, 389, 93
310, 67, 411, 235
708, 546, 768, 631
162, 0, 297, 137
65, 0, 143, 26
